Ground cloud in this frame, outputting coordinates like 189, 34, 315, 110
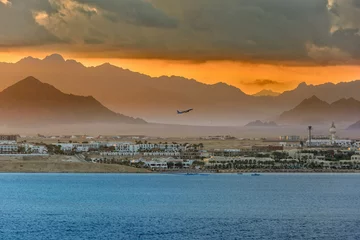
0, 0, 11, 6
0, 0, 62, 48
306, 43, 353, 64
328, 0, 360, 32
242, 79, 285, 86
0, 0, 359, 65
75, 0, 178, 28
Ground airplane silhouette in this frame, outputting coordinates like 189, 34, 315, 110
177, 108, 193, 114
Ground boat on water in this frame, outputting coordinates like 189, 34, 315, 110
237, 173, 243, 175
251, 173, 261, 176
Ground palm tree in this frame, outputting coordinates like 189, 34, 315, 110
199, 143, 204, 150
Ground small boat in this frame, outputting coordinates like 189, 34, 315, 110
237, 173, 243, 175
185, 173, 199, 176
251, 173, 261, 176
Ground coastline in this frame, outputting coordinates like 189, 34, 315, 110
1, 160, 360, 174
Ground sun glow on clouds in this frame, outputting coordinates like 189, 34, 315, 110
33, 0, 101, 43
0, 0, 11, 6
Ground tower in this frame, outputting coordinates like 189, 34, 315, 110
329, 122, 336, 145
308, 126, 312, 147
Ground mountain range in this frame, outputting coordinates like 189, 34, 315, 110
0, 76, 145, 125
278, 96, 360, 125
0, 54, 360, 125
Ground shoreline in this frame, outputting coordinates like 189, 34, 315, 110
1, 160, 360, 174
1, 168, 360, 174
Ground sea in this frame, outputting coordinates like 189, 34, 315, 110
1, 173, 360, 240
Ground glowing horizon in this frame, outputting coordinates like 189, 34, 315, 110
0, 51, 359, 95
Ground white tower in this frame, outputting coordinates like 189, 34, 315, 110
329, 122, 336, 145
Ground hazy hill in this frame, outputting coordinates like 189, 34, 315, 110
347, 120, 360, 130
0, 54, 360, 125
253, 89, 280, 97
0, 77, 145, 125
278, 96, 360, 124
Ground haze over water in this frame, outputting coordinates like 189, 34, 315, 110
1, 173, 360, 240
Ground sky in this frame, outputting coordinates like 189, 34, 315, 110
0, 0, 360, 94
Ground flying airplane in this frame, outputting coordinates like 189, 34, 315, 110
177, 108, 193, 114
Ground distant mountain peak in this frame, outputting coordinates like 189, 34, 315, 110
20, 76, 42, 84
96, 62, 121, 71
296, 95, 329, 108
297, 82, 308, 88
253, 89, 280, 97
43, 53, 65, 62
0, 77, 146, 125
331, 97, 360, 106
99, 62, 115, 67
2, 76, 62, 97
17, 56, 41, 64
307, 95, 321, 101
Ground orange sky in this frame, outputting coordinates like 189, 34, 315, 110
1, 51, 360, 95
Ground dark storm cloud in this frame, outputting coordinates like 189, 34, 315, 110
75, 0, 178, 28
242, 79, 285, 87
0, 0, 360, 65
353, 0, 360, 8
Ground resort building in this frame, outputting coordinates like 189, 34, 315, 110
0, 135, 18, 142
212, 149, 242, 157
55, 142, 100, 152
144, 161, 168, 170
279, 135, 301, 141
0, 144, 18, 153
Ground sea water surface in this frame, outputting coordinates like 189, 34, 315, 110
1, 173, 360, 240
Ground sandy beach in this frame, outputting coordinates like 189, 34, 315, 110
0, 155, 150, 173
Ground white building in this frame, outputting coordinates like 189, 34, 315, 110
144, 161, 168, 170
286, 150, 315, 160
0, 144, 18, 153
55, 142, 100, 152
143, 157, 194, 170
